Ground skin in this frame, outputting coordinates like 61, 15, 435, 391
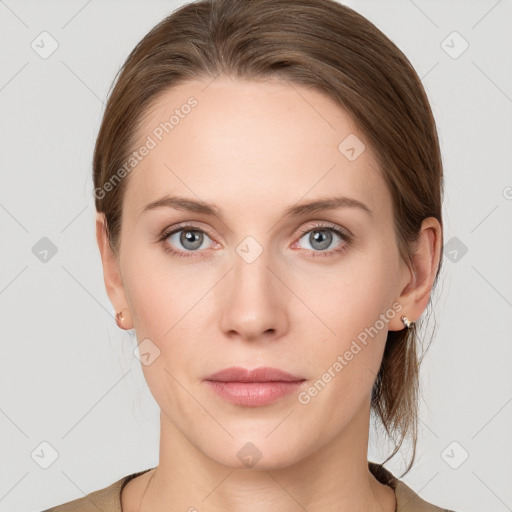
96, 75, 442, 512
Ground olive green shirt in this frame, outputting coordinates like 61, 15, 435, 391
42, 461, 457, 511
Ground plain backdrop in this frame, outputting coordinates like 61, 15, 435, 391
1, 1, 511, 511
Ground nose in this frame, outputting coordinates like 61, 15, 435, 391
218, 246, 290, 342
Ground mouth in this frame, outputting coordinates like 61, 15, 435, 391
204, 366, 305, 383
203, 366, 306, 407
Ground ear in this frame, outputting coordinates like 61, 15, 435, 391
96, 212, 134, 329
389, 217, 443, 331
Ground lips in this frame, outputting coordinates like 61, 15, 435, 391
203, 366, 306, 407
204, 366, 305, 383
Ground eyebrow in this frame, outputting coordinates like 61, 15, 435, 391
140, 194, 373, 220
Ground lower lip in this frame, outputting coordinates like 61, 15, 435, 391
205, 380, 305, 407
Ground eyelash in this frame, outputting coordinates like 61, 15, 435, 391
157, 222, 353, 259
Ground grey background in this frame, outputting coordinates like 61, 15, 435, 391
1, 0, 511, 511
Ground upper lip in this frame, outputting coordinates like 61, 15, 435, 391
204, 366, 305, 382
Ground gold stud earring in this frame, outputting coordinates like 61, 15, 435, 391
115, 310, 125, 329
401, 315, 413, 329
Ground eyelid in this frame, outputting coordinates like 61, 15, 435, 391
158, 222, 219, 248
295, 221, 352, 240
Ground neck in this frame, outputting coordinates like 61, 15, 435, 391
136, 401, 396, 512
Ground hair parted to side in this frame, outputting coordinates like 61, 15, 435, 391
93, 0, 444, 477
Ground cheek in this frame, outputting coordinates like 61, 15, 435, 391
122, 248, 216, 371
296, 256, 393, 335
121, 237, 187, 329
297, 279, 392, 422
128, 272, 194, 344
293, 255, 394, 384
122, 257, 205, 412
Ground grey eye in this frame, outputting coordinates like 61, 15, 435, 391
298, 229, 342, 251
167, 229, 211, 251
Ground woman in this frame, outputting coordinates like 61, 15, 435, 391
44, 0, 456, 510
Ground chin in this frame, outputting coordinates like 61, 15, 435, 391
196, 431, 314, 471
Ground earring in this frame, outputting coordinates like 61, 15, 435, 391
401, 315, 413, 329
115, 310, 125, 329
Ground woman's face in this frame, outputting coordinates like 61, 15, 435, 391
107, 76, 413, 468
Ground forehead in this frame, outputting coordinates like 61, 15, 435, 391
123, 76, 390, 223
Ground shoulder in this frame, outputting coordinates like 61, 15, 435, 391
40, 468, 153, 512
369, 461, 460, 512
394, 478, 459, 512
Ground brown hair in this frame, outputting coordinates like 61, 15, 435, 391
93, 0, 444, 477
